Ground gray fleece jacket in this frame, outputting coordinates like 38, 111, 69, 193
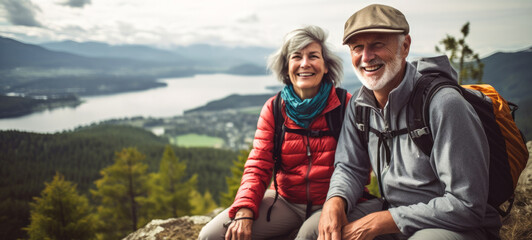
327, 56, 502, 236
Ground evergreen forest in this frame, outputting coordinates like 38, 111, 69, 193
0, 124, 239, 239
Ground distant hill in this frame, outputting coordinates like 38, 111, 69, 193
225, 63, 268, 75
0, 36, 277, 117
40, 40, 192, 64
480, 47, 532, 103
0, 36, 155, 70
0, 36, 274, 96
0, 94, 81, 118
0, 37, 168, 96
0, 36, 199, 97
185, 93, 272, 113
39, 40, 274, 70
172, 44, 273, 68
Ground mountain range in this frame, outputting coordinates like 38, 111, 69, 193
38, 40, 274, 69
478, 48, 532, 103
0, 35, 530, 103
0, 36, 272, 97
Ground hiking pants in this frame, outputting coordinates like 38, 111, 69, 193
198, 189, 322, 240
307, 198, 500, 240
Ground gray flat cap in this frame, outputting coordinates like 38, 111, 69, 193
343, 4, 409, 44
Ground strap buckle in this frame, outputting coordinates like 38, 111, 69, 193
381, 131, 394, 139
409, 127, 430, 138
309, 130, 321, 137
356, 123, 365, 132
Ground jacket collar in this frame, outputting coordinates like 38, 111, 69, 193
320, 84, 342, 115
387, 62, 419, 114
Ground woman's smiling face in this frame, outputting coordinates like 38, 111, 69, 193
288, 41, 328, 99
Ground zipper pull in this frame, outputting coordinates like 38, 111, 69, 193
306, 135, 311, 157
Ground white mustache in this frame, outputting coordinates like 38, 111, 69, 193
359, 59, 384, 68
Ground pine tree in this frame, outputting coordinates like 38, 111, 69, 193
146, 145, 198, 219
190, 190, 219, 215
220, 148, 250, 207
435, 22, 484, 84
25, 172, 96, 240
91, 147, 149, 240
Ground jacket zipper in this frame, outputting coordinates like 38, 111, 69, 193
372, 107, 391, 208
305, 134, 312, 218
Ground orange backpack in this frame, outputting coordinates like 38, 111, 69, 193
407, 75, 529, 216
463, 84, 528, 191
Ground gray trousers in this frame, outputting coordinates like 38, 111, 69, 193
342, 198, 500, 240
198, 190, 322, 240
200, 194, 499, 240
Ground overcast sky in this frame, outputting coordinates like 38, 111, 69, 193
1, 0, 531, 57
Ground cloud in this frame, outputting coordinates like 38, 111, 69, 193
237, 14, 259, 24
1, 0, 42, 27
61, 0, 92, 8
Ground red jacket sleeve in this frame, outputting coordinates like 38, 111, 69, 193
228, 96, 276, 219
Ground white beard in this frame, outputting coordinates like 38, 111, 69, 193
354, 53, 403, 91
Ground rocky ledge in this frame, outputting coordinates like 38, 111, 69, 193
123, 215, 212, 240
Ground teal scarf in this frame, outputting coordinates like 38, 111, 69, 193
281, 81, 332, 128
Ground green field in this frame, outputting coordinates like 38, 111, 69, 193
239, 106, 262, 115
172, 133, 225, 148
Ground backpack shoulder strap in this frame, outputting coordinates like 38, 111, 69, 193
355, 105, 370, 146
326, 87, 348, 140
407, 73, 462, 156
268, 91, 285, 222
352, 87, 370, 149
272, 91, 284, 170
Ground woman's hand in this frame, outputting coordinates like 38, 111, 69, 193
225, 208, 254, 240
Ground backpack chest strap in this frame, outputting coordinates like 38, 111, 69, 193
367, 126, 408, 165
369, 127, 409, 139
283, 125, 336, 138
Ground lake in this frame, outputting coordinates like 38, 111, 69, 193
0, 74, 281, 133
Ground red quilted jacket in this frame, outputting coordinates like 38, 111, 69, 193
228, 87, 353, 219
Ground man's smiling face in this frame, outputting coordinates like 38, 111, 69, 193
348, 33, 407, 91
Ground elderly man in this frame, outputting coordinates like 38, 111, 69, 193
317, 4, 501, 240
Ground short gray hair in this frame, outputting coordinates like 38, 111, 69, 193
267, 25, 343, 86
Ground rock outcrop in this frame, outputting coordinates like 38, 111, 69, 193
517, 141, 532, 189
123, 216, 211, 240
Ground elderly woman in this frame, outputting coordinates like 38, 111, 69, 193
199, 25, 362, 240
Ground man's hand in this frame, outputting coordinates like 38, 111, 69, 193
225, 208, 254, 240
318, 197, 348, 240
342, 210, 400, 240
